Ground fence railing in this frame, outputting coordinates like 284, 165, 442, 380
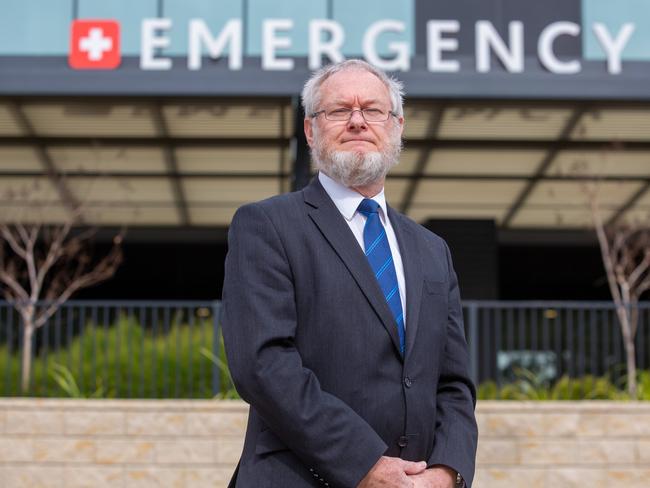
463, 301, 650, 387
0, 300, 222, 398
1, 300, 649, 397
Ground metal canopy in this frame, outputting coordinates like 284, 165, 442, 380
0, 98, 649, 229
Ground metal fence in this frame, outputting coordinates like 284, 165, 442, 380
463, 301, 650, 387
1, 300, 649, 397
0, 300, 222, 398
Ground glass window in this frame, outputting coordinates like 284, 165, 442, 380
583, 0, 650, 61
78, 0, 158, 55
247, 0, 327, 57
332, 0, 413, 57
163, 0, 243, 56
0, 0, 71, 55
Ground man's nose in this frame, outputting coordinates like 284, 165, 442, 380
346, 109, 367, 129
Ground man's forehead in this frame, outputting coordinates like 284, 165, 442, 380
327, 96, 383, 105
321, 69, 386, 89
319, 70, 391, 103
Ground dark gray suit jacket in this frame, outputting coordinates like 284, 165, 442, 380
221, 177, 478, 488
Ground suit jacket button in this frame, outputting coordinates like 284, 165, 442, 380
404, 376, 413, 388
398, 436, 408, 448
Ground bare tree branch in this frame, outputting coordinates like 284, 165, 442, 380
34, 219, 73, 293
33, 243, 122, 328
1, 227, 28, 260
629, 250, 650, 289
15, 223, 31, 248
0, 268, 29, 302
589, 197, 624, 306
638, 277, 650, 295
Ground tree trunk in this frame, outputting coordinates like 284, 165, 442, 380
624, 335, 637, 398
21, 320, 35, 393
615, 304, 638, 399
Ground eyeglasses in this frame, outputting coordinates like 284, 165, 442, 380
311, 108, 398, 123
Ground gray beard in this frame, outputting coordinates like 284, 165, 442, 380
311, 130, 402, 188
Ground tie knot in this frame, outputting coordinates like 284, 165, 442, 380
358, 198, 380, 216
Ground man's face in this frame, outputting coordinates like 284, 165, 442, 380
304, 69, 404, 187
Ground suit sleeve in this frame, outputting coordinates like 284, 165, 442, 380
427, 240, 479, 487
221, 203, 388, 488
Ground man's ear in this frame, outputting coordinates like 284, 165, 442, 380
304, 117, 314, 147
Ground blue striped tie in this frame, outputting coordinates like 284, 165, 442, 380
358, 198, 405, 355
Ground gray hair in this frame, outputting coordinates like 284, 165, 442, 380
301, 59, 405, 118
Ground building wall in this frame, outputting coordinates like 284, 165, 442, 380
1, 399, 649, 487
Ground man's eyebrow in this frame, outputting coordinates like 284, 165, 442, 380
328, 98, 384, 106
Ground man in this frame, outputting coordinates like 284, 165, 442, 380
222, 59, 478, 488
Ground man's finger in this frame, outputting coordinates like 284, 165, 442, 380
401, 460, 427, 475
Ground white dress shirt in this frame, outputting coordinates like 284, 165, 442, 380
318, 171, 407, 327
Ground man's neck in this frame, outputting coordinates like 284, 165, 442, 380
319, 170, 385, 198
351, 180, 385, 198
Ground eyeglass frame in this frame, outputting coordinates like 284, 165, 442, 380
310, 107, 399, 123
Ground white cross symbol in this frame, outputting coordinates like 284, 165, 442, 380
79, 27, 113, 61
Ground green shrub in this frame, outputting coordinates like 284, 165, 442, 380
0, 314, 239, 399
637, 371, 650, 401
477, 370, 643, 401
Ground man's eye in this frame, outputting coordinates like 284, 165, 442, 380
329, 108, 350, 115
364, 108, 384, 115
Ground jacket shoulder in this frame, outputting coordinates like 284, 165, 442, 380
233, 189, 305, 221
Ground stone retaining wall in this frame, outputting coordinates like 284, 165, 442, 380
476, 401, 650, 487
1, 399, 649, 487
0, 399, 245, 488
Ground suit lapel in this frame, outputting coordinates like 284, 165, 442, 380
303, 179, 403, 357
388, 208, 424, 359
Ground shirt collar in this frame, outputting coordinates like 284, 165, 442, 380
318, 171, 388, 223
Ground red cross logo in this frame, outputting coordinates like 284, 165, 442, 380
69, 20, 121, 70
